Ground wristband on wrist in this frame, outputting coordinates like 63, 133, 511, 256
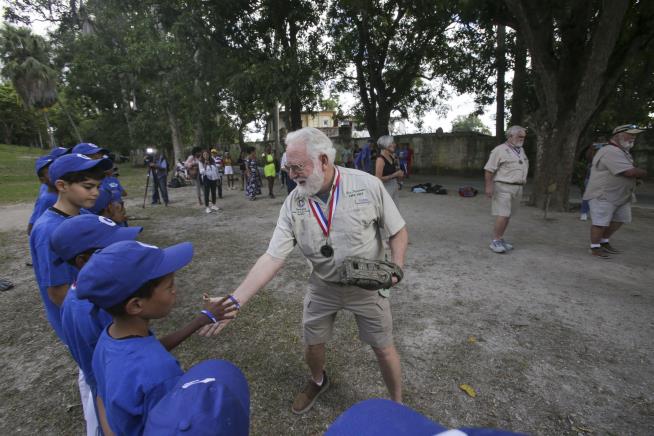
201, 309, 219, 324
227, 294, 241, 310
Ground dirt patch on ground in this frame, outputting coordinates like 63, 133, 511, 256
1, 178, 652, 435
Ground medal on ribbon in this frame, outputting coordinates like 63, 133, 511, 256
308, 167, 341, 257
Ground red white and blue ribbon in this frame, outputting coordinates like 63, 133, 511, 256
308, 167, 341, 238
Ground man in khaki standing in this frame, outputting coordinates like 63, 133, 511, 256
201, 127, 408, 414
583, 124, 647, 258
484, 126, 529, 253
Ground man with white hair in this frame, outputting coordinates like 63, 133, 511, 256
203, 127, 408, 414
583, 124, 647, 258
483, 126, 529, 253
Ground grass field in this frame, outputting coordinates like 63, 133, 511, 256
0, 144, 150, 205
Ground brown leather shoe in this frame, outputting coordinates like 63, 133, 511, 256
291, 371, 330, 415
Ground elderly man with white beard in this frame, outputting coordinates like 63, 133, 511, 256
583, 124, 647, 259
484, 125, 529, 253
201, 127, 408, 414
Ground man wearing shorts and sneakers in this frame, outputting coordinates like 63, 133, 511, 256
199, 127, 408, 414
484, 126, 529, 253
583, 124, 647, 259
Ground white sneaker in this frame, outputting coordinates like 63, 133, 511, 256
205, 207, 211, 214
489, 240, 506, 253
500, 239, 513, 251
210, 205, 220, 211
580, 213, 588, 221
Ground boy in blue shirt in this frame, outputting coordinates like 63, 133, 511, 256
29, 153, 113, 341
72, 142, 110, 159
81, 187, 128, 225
75, 241, 238, 436
51, 214, 143, 436
101, 166, 127, 201
27, 155, 57, 236
26, 146, 70, 235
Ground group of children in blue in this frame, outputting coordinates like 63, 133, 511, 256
26, 142, 523, 436
28, 143, 249, 435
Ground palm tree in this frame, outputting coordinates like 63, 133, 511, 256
0, 25, 58, 148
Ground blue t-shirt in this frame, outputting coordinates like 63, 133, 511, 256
101, 176, 125, 201
28, 184, 58, 225
93, 328, 184, 436
29, 208, 78, 340
61, 286, 113, 394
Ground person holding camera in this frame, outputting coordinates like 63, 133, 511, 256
150, 152, 170, 206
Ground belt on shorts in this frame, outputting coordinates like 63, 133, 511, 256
495, 181, 524, 186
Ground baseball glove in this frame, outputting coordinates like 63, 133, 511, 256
339, 257, 403, 290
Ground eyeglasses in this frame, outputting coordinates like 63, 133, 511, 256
283, 163, 306, 174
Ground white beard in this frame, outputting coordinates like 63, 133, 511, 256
295, 164, 325, 196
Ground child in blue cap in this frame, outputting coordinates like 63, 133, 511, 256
26, 146, 71, 235
51, 214, 143, 436
72, 142, 110, 159
29, 153, 113, 341
144, 359, 250, 436
75, 240, 237, 436
26, 154, 58, 236
81, 187, 128, 224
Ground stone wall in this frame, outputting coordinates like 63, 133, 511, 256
335, 132, 499, 175
132, 130, 653, 177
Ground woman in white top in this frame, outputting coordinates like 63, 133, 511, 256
199, 150, 221, 213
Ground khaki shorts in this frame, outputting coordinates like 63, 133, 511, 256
492, 182, 523, 217
589, 199, 631, 226
303, 276, 393, 348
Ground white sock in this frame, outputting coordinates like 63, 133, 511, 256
600, 238, 609, 244
590, 243, 601, 248
312, 373, 324, 386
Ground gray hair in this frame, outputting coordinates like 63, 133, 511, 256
285, 127, 336, 164
377, 135, 395, 149
506, 125, 526, 138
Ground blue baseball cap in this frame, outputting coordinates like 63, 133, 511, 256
144, 360, 249, 436
86, 188, 117, 214
50, 214, 142, 265
76, 240, 193, 309
35, 155, 55, 175
49, 154, 113, 184
326, 399, 525, 436
72, 142, 110, 156
50, 147, 71, 158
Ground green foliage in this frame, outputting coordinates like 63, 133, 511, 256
0, 24, 58, 109
451, 113, 491, 134
0, 82, 41, 145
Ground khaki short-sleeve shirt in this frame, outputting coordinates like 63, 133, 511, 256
582, 145, 635, 205
484, 143, 529, 184
266, 166, 406, 282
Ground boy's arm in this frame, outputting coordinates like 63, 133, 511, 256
159, 316, 209, 351
47, 284, 70, 306
159, 297, 237, 351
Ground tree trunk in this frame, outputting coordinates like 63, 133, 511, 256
375, 109, 391, 140
167, 107, 184, 163
531, 119, 585, 210
193, 119, 204, 147
289, 95, 302, 131
42, 111, 56, 149
495, 25, 506, 139
510, 32, 527, 126
61, 103, 82, 143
